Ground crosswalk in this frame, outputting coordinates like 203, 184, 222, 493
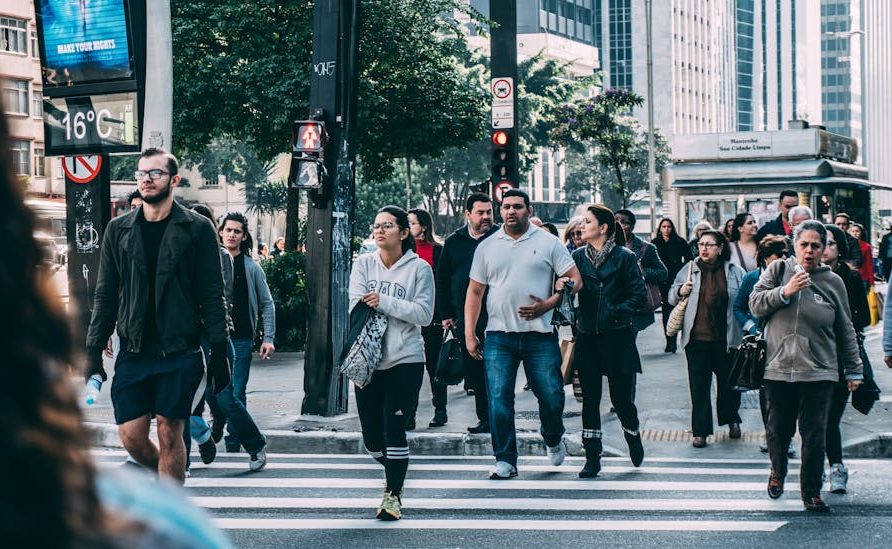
89, 448, 845, 538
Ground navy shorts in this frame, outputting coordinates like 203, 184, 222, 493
111, 348, 205, 425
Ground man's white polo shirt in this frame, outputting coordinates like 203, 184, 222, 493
469, 223, 575, 334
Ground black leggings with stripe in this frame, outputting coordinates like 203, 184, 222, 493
355, 362, 424, 495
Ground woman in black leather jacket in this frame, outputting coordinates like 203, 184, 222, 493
561, 204, 647, 478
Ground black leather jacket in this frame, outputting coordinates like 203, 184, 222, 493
572, 244, 647, 335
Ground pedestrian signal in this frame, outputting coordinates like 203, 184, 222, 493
294, 121, 325, 153
491, 129, 514, 183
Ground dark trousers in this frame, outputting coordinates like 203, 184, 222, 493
765, 380, 835, 499
661, 297, 676, 347
462, 330, 490, 423
577, 366, 639, 435
684, 340, 742, 436
355, 363, 424, 494
408, 324, 446, 419
825, 381, 851, 465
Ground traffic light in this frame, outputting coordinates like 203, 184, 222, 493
289, 119, 328, 190
490, 128, 517, 189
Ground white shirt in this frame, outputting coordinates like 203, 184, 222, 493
469, 223, 575, 334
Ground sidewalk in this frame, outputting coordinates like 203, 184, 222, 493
84, 316, 892, 459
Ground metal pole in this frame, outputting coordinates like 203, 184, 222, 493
645, 0, 657, 234
141, 0, 173, 151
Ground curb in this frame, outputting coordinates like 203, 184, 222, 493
843, 432, 892, 459
86, 422, 624, 457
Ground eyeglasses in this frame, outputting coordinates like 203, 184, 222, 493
370, 222, 397, 232
572, 231, 583, 237
698, 242, 719, 248
134, 169, 170, 181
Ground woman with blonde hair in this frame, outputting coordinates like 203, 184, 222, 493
564, 216, 584, 253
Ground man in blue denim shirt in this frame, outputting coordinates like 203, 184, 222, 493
464, 189, 582, 479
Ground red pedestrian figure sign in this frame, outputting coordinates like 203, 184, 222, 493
295, 122, 325, 153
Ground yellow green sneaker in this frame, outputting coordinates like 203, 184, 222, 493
376, 491, 402, 521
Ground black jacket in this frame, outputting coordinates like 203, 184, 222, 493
651, 234, 693, 289
435, 224, 499, 334
86, 201, 229, 355
756, 214, 787, 243
836, 261, 870, 334
572, 244, 647, 335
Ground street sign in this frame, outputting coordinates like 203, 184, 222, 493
62, 155, 104, 184
491, 77, 515, 129
494, 180, 516, 203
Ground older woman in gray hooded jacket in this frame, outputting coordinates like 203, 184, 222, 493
749, 220, 862, 513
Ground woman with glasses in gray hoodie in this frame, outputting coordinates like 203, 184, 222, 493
348, 205, 434, 521
750, 220, 863, 512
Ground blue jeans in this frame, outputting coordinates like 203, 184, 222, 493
483, 331, 565, 467
223, 338, 254, 449
200, 340, 266, 455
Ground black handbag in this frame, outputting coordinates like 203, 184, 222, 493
434, 329, 464, 386
729, 334, 766, 392
551, 280, 576, 327
852, 343, 882, 415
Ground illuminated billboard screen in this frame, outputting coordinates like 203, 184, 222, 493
36, 0, 134, 87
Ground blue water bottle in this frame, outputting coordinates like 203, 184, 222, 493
85, 374, 103, 406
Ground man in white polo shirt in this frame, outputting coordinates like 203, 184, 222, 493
465, 189, 582, 479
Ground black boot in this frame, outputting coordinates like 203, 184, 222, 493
665, 337, 677, 353
624, 428, 644, 467
428, 408, 448, 428
579, 438, 602, 478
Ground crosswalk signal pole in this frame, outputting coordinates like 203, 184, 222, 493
300, 0, 360, 416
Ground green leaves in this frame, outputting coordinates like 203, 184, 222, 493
549, 88, 657, 208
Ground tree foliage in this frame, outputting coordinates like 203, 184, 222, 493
562, 120, 671, 209
549, 88, 646, 208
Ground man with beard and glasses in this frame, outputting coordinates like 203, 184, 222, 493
86, 148, 232, 484
465, 189, 582, 479
437, 192, 499, 433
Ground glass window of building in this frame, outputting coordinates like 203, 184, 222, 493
0, 17, 28, 54
32, 90, 43, 117
33, 147, 45, 177
11, 140, 30, 175
4, 80, 30, 115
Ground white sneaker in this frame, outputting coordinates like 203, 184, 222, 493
787, 441, 797, 459
489, 461, 518, 479
829, 463, 848, 494
249, 449, 268, 472
547, 440, 567, 466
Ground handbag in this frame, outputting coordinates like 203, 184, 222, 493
551, 280, 576, 327
641, 243, 663, 311
434, 329, 464, 386
852, 341, 882, 415
729, 334, 767, 392
559, 338, 575, 386
666, 262, 694, 337
338, 303, 388, 389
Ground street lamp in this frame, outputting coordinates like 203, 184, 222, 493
645, 0, 657, 236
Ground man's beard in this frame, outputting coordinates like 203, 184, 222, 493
140, 181, 172, 204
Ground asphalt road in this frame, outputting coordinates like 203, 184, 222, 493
92, 449, 892, 548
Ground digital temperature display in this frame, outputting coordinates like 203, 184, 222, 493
43, 92, 140, 156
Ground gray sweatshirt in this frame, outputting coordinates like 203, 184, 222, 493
749, 257, 863, 383
349, 250, 434, 370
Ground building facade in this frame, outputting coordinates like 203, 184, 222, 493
732, 0, 823, 132
820, 0, 863, 147
862, 0, 892, 216
1, 0, 63, 197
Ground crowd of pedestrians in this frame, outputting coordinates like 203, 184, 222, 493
6, 110, 890, 540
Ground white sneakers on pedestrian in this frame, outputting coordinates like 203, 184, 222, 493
760, 441, 797, 457
489, 461, 518, 479
249, 449, 268, 472
829, 463, 848, 494
547, 440, 567, 466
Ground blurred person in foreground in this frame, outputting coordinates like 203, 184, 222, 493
0, 109, 231, 547
750, 220, 862, 512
